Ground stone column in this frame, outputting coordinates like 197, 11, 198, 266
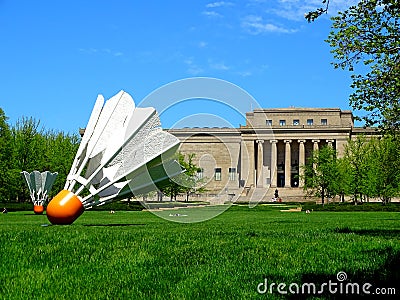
336, 139, 347, 158
298, 140, 306, 187
326, 139, 334, 147
256, 140, 264, 187
270, 140, 278, 187
312, 139, 320, 152
312, 139, 320, 170
284, 140, 292, 188
243, 140, 255, 187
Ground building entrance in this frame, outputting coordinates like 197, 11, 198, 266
277, 174, 285, 187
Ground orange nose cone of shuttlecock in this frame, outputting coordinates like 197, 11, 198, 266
46, 190, 84, 225
33, 205, 44, 214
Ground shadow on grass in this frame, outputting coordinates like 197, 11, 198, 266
287, 249, 400, 299
83, 223, 147, 227
23, 213, 46, 216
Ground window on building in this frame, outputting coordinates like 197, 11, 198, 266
279, 120, 286, 126
215, 168, 221, 181
196, 168, 204, 180
228, 167, 236, 181
266, 119, 272, 126
321, 119, 328, 125
293, 119, 300, 126
307, 119, 313, 125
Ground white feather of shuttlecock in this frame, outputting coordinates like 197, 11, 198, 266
21, 171, 58, 206
64, 90, 182, 208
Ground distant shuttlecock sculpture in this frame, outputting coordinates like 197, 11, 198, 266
21, 171, 58, 214
46, 90, 182, 225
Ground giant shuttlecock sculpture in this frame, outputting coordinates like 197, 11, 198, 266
46, 90, 182, 225
21, 171, 58, 214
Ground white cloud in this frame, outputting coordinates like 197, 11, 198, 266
237, 70, 252, 77
103, 48, 124, 57
184, 58, 204, 75
210, 62, 230, 71
241, 15, 297, 34
79, 48, 123, 57
198, 41, 208, 48
268, 0, 360, 21
206, 1, 234, 8
187, 66, 204, 75
202, 10, 223, 18
183, 57, 234, 75
324, 0, 360, 14
79, 48, 98, 54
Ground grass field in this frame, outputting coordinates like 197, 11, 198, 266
0, 204, 399, 299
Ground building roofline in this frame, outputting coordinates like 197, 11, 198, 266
167, 127, 239, 132
251, 107, 345, 113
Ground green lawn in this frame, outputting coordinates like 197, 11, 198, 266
0, 205, 399, 299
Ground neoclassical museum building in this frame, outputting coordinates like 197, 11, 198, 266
168, 107, 376, 201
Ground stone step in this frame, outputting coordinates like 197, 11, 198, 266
242, 187, 307, 202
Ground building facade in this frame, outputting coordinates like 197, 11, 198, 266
169, 108, 375, 201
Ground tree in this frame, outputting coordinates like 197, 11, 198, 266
367, 136, 400, 204
162, 152, 206, 202
335, 157, 352, 202
302, 146, 340, 205
340, 135, 400, 204
305, 0, 331, 22
0, 107, 81, 202
12, 117, 44, 172
0, 108, 14, 201
308, 0, 400, 133
178, 153, 207, 201
342, 135, 370, 203
42, 130, 80, 195
10, 117, 45, 201
8, 117, 81, 201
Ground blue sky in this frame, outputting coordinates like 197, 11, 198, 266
0, 0, 361, 133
